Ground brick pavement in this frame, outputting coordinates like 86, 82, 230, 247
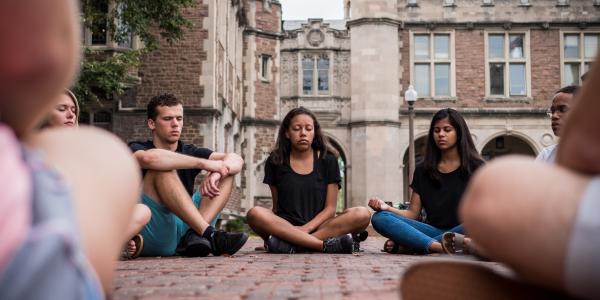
113, 237, 503, 300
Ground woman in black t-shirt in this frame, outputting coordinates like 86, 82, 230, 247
369, 108, 484, 254
247, 107, 371, 254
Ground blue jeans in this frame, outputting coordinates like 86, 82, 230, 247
371, 211, 464, 253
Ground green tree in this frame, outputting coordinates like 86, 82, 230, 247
75, 0, 196, 107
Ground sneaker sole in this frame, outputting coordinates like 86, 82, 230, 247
401, 261, 568, 300
178, 240, 211, 257
223, 233, 249, 256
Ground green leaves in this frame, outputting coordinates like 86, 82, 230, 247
108, 0, 196, 50
76, 0, 196, 106
73, 49, 142, 108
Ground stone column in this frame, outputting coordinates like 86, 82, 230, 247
348, 0, 402, 207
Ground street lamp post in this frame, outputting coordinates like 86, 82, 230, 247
404, 85, 418, 202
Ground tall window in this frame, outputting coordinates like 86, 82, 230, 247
486, 32, 529, 97
302, 54, 330, 96
260, 55, 271, 81
412, 33, 453, 98
89, 0, 109, 45
562, 33, 598, 85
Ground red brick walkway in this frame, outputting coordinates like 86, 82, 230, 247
113, 237, 499, 299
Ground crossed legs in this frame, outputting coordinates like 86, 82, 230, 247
247, 206, 371, 251
143, 170, 234, 235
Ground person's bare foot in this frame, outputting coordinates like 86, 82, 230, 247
121, 234, 143, 260
126, 239, 136, 256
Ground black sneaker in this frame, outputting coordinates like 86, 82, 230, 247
352, 231, 368, 242
323, 234, 358, 254
176, 229, 211, 257
209, 230, 249, 256
265, 235, 298, 254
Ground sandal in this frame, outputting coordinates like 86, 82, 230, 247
441, 232, 476, 256
400, 261, 567, 300
381, 239, 416, 255
121, 234, 144, 260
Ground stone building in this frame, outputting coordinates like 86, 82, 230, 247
85, 0, 599, 217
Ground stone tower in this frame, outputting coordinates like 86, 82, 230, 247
347, 0, 402, 206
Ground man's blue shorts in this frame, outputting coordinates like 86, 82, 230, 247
139, 192, 218, 256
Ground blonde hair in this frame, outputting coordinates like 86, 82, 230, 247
39, 89, 81, 128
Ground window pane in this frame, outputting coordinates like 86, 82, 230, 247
415, 64, 430, 97
584, 34, 598, 59
317, 57, 329, 69
509, 64, 526, 96
302, 58, 313, 95
434, 64, 450, 96
261, 57, 269, 79
489, 35, 504, 59
564, 63, 580, 86
317, 58, 329, 93
91, 0, 109, 45
564, 35, 580, 59
434, 35, 450, 59
414, 35, 430, 59
318, 70, 329, 93
509, 35, 524, 59
302, 58, 313, 69
490, 63, 504, 95
303, 70, 313, 95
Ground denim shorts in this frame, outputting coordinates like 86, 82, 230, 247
564, 176, 600, 299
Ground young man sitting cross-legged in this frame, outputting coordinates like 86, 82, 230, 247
129, 94, 247, 257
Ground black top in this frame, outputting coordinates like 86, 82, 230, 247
410, 164, 474, 229
128, 140, 213, 196
264, 152, 341, 226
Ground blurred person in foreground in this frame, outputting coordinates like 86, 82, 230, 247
0, 0, 140, 299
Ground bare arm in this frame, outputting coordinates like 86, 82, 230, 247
299, 184, 338, 233
133, 148, 225, 174
209, 152, 244, 175
368, 191, 422, 220
557, 58, 600, 174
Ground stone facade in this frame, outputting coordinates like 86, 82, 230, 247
92, 0, 600, 214
278, 0, 599, 205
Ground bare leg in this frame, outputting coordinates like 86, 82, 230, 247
312, 207, 371, 240
29, 127, 140, 292
246, 207, 323, 251
143, 170, 210, 234
198, 175, 234, 223
125, 204, 151, 240
460, 156, 589, 290
123, 204, 151, 256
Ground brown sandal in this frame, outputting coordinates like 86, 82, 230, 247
121, 234, 144, 260
441, 232, 476, 255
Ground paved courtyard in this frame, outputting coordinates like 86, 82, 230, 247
113, 236, 504, 300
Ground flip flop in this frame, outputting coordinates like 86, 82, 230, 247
121, 234, 144, 260
400, 261, 571, 300
441, 232, 477, 256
